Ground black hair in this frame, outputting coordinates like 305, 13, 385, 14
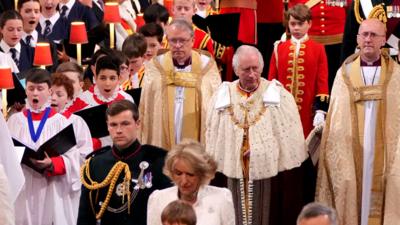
95, 55, 120, 76
144, 3, 169, 25
26, 68, 51, 87
138, 22, 164, 43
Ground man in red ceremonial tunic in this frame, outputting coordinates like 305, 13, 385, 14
269, 4, 329, 137
288, 0, 351, 90
219, 0, 257, 45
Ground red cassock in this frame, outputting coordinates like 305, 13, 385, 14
219, 0, 257, 44
288, 0, 349, 45
268, 38, 329, 136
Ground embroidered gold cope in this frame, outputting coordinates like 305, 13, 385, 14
139, 50, 221, 150
316, 52, 400, 225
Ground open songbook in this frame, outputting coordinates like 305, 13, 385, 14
12, 124, 76, 173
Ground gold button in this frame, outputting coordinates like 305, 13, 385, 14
320, 6, 324, 9
321, 18, 325, 21
321, 12, 325, 15
321, 0, 324, 3
321, 24, 325, 27
321, 30, 325, 33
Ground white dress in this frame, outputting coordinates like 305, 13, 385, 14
7, 109, 81, 225
147, 185, 236, 225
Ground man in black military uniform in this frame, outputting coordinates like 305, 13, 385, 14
77, 100, 171, 225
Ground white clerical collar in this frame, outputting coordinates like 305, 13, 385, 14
0, 40, 21, 54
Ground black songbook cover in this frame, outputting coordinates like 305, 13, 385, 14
125, 88, 142, 106
12, 124, 76, 173
7, 72, 27, 106
192, 13, 240, 46
74, 104, 108, 138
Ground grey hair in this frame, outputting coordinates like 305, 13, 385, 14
167, 19, 194, 37
232, 45, 264, 73
296, 202, 338, 225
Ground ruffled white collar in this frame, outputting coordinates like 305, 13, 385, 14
94, 85, 119, 103
25, 99, 51, 113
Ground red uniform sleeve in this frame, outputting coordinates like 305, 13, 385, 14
92, 138, 102, 151
46, 156, 66, 176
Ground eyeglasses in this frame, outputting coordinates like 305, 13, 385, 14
357, 32, 385, 39
168, 37, 192, 46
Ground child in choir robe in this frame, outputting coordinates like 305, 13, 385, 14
121, 33, 147, 90
50, 72, 92, 161
0, 10, 34, 75
50, 72, 92, 219
77, 55, 134, 148
78, 55, 134, 107
7, 68, 81, 225
56, 61, 89, 112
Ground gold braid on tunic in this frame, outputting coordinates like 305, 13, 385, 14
80, 159, 132, 220
354, 0, 387, 24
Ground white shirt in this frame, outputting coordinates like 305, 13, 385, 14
59, 0, 76, 18
22, 30, 38, 47
39, 13, 60, 35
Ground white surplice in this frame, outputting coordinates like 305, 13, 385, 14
7, 111, 81, 225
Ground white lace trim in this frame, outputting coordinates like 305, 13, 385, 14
59, 98, 75, 114
93, 85, 119, 103
25, 99, 51, 113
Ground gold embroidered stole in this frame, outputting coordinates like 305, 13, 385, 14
162, 51, 202, 148
345, 56, 389, 225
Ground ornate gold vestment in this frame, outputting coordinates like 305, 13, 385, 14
139, 50, 221, 150
316, 52, 400, 225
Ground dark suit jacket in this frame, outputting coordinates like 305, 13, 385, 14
36, 16, 69, 43
64, 1, 102, 60
0, 41, 33, 106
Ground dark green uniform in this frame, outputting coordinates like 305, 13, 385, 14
77, 140, 171, 225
